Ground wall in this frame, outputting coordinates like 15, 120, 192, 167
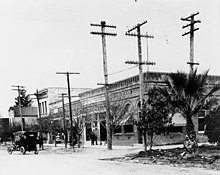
79, 71, 220, 146
8, 107, 38, 128
48, 71, 220, 146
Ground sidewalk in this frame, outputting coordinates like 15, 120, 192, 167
40, 141, 186, 159
1, 141, 208, 159
83, 141, 184, 150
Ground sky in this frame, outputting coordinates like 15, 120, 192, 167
0, 0, 219, 117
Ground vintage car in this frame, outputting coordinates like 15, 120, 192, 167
7, 131, 39, 155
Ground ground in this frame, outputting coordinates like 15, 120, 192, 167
105, 145, 220, 171
0, 143, 219, 175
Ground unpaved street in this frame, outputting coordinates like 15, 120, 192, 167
0, 145, 219, 175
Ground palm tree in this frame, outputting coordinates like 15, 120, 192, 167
158, 69, 220, 152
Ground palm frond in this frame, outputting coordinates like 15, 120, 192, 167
157, 87, 169, 98
193, 84, 220, 115
169, 71, 187, 92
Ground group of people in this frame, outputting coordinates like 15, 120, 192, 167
90, 128, 98, 145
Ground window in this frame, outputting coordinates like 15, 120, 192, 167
114, 126, 122, 134
124, 125, 133, 133
45, 101, 47, 114
198, 109, 206, 133
198, 117, 205, 132
39, 103, 42, 115
41, 102, 44, 114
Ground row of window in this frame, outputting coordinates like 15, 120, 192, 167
113, 125, 186, 135
40, 101, 47, 115
114, 125, 134, 134
113, 121, 205, 135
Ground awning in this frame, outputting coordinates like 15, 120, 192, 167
172, 113, 186, 126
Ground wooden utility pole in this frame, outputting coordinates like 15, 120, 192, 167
125, 21, 155, 145
56, 72, 80, 151
34, 89, 42, 136
91, 21, 117, 150
12, 85, 25, 131
181, 12, 201, 73
58, 93, 68, 148
29, 90, 44, 149
58, 93, 79, 148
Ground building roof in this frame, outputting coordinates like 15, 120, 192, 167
79, 71, 220, 98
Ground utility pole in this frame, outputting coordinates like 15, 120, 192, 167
34, 89, 42, 136
29, 89, 44, 149
57, 93, 79, 148
146, 32, 150, 73
56, 72, 80, 151
181, 12, 201, 74
12, 85, 25, 131
58, 93, 68, 148
91, 21, 117, 150
125, 21, 155, 145
29, 90, 43, 135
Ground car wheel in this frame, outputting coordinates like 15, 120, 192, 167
7, 147, 13, 154
34, 146, 39, 155
20, 146, 26, 155
34, 149, 39, 154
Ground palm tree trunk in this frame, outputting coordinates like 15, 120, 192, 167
186, 116, 196, 141
185, 116, 198, 154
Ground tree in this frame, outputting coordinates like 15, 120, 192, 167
90, 93, 136, 149
136, 86, 173, 151
0, 125, 12, 144
39, 113, 61, 147
110, 101, 135, 130
158, 69, 220, 153
205, 106, 220, 147
109, 100, 135, 148
15, 89, 33, 107
1, 124, 24, 143
73, 116, 84, 148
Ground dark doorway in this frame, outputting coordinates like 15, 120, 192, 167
100, 121, 107, 142
85, 123, 92, 141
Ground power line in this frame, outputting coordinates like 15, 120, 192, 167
108, 65, 138, 76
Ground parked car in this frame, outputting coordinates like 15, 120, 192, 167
7, 131, 39, 155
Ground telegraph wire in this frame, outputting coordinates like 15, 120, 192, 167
108, 65, 138, 76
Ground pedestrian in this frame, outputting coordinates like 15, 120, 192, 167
39, 135, 44, 150
69, 134, 72, 146
93, 128, 99, 145
90, 131, 95, 145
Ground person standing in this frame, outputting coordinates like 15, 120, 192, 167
39, 135, 44, 150
90, 131, 95, 145
93, 128, 99, 145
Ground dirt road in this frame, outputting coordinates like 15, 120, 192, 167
0, 144, 219, 175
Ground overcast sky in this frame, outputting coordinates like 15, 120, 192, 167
0, 0, 219, 117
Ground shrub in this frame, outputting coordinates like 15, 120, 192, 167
205, 107, 220, 146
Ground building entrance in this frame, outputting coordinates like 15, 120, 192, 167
100, 121, 107, 142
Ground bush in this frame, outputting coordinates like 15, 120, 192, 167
205, 107, 220, 146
